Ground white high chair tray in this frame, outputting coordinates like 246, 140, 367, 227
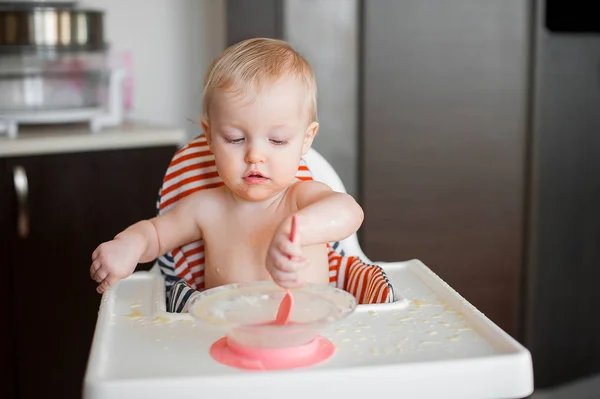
84, 259, 533, 399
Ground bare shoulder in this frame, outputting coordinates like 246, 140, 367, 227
184, 185, 227, 209
173, 185, 227, 218
289, 179, 332, 195
288, 180, 335, 208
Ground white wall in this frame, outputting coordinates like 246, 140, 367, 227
81, 0, 226, 139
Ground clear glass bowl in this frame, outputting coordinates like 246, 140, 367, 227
189, 281, 357, 349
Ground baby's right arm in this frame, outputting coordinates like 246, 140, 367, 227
90, 193, 203, 294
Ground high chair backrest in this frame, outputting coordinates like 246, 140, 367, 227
301, 149, 370, 262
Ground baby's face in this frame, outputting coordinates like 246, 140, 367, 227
204, 74, 318, 203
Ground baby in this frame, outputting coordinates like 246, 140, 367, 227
89, 38, 364, 295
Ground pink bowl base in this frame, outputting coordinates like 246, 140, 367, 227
210, 336, 335, 371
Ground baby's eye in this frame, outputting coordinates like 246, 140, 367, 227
270, 139, 288, 145
225, 137, 244, 144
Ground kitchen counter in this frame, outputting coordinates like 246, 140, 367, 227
0, 122, 188, 158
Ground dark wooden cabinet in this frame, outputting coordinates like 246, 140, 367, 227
0, 159, 18, 399
0, 146, 176, 399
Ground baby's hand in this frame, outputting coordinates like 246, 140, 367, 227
90, 237, 140, 294
266, 220, 308, 288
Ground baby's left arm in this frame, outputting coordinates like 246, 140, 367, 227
266, 181, 363, 287
289, 180, 364, 245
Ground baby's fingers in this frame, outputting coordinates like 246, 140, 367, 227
277, 239, 304, 260
91, 242, 107, 261
269, 268, 302, 288
271, 251, 308, 273
93, 265, 109, 283
89, 260, 101, 279
277, 278, 303, 289
96, 275, 117, 294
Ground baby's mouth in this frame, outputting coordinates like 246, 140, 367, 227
243, 171, 269, 182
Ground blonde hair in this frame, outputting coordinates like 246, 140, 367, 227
202, 38, 317, 122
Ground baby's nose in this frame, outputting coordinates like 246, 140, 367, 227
245, 145, 265, 164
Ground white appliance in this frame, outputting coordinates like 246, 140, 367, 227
0, 1, 126, 137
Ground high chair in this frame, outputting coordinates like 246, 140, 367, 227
84, 135, 534, 399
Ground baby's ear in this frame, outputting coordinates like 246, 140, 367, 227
302, 122, 319, 155
201, 118, 212, 146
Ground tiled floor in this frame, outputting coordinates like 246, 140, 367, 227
529, 374, 600, 399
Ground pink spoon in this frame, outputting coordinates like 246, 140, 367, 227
274, 215, 297, 325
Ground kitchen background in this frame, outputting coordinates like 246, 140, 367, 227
80, 0, 226, 140
1, 0, 599, 398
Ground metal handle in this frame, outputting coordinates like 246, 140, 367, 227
13, 165, 29, 239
